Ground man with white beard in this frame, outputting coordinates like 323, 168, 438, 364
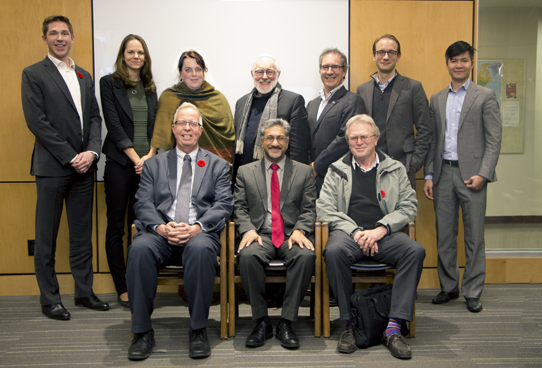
233, 55, 310, 183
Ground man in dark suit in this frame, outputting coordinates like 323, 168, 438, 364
306, 48, 366, 192
234, 118, 316, 349
233, 55, 310, 183
356, 34, 432, 188
126, 102, 233, 360
21, 15, 108, 321
424, 41, 502, 313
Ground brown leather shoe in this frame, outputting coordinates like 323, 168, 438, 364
382, 332, 412, 359
337, 329, 357, 354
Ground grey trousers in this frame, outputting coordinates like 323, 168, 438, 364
237, 233, 315, 322
323, 230, 425, 321
433, 164, 488, 299
127, 230, 220, 333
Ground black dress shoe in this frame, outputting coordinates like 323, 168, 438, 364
128, 329, 154, 361
275, 321, 299, 349
117, 295, 130, 308
189, 328, 211, 359
246, 319, 273, 347
432, 291, 460, 304
74, 295, 110, 311
42, 303, 70, 320
382, 332, 412, 359
466, 298, 483, 313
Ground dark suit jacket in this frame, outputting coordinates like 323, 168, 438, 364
356, 73, 432, 171
100, 74, 157, 166
22, 57, 102, 176
134, 147, 233, 233
234, 88, 310, 165
307, 86, 366, 176
425, 82, 502, 184
233, 157, 316, 238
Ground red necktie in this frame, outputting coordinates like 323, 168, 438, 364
271, 164, 284, 248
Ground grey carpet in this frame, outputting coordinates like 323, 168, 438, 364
0, 284, 541, 367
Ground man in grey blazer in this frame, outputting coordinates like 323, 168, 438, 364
306, 48, 366, 193
234, 118, 316, 349
424, 41, 502, 313
356, 34, 432, 188
126, 103, 233, 360
233, 55, 310, 184
21, 15, 107, 321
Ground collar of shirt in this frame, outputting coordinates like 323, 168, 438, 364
176, 146, 199, 162
48, 53, 75, 71
352, 152, 380, 173
448, 78, 471, 93
319, 84, 343, 102
264, 155, 286, 172
371, 70, 397, 92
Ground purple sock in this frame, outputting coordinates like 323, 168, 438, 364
385, 317, 402, 337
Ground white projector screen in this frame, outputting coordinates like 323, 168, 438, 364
93, 0, 349, 179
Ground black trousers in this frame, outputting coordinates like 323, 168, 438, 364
127, 230, 221, 333
34, 172, 95, 306
104, 159, 140, 295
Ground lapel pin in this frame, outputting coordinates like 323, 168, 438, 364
77, 72, 83, 79
197, 160, 205, 167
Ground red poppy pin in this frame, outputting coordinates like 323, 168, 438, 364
381, 190, 386, 198
77, 72, 83, 79
197, 160, 205, 167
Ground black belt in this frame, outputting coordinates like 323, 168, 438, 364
443, 159, 459, 167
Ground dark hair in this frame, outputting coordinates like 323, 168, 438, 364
178, 50, 208, 78
319, 47, 348, 70
43, 15, 73, 36
445, 41, 475, 62
112, 34, 156, 93
372, 34, 401, 55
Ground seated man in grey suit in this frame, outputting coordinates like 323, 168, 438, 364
234, 118, 317, 349
233, 55, 310, 183
306, 48, 367, 193
126, 102, 233, 361
318, 114, 425, 359
424, 41, 501, 313
356, 34, 432, 188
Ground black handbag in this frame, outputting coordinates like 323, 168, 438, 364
350, 284, 393, 348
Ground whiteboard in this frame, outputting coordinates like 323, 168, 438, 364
93, 0, 349, 179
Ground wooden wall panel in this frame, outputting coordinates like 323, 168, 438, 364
0, 0, 94, 182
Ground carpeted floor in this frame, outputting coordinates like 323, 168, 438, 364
0, 284, 541, 367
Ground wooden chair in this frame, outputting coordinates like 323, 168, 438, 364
130, 224, 228, 339
321, 222, 416, 338
227, 221, 322, 337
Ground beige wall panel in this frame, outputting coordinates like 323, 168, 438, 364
350, 0, 474, 98
0, 0, 93, 182
0, 183, 99, 274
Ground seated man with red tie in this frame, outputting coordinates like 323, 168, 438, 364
233, 118, 317, 349
126, 102, 233, 361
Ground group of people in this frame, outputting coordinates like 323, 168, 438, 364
21, 14, 502, 362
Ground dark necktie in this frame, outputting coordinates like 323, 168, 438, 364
175, 155, 192, 223
271, 164, 284, 248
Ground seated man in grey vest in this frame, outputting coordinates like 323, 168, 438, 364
317, 114, 425, 359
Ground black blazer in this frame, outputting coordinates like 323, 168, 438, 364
100, 74, 157, 166
21, 57, 102, 176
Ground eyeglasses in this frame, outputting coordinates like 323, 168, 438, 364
263, 135, 288, 143
320, 65, 343, 72
348, 134, 376, 143
174, 120, 201, 128
254, 69, 277, 77
375, 50, 398, 58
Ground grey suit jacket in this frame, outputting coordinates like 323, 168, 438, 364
22, 57, 102, 176
100, 74, 157, 166
306, 86, 366, 176
233, 157, 316, 238
356, 73, 432, 171
134, 147, 234, 233
425, 82, 502, 184
234, 88, 310, 165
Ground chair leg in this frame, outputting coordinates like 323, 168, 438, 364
309, 285, 315, 318
409, 303, 416, 338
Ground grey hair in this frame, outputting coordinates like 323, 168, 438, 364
258, 118, 291, 138
172, 102, 203, 126
345, 114, 380, 138
251, 55, 281, 72
319, 47, 349, 70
